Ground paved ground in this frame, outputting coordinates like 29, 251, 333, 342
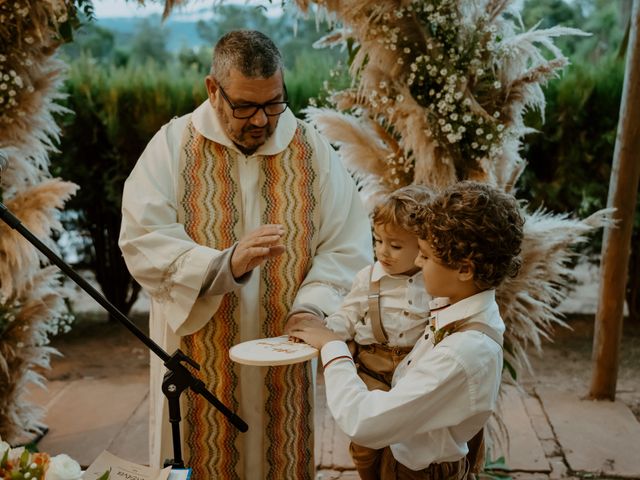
21, 262, 639, 479
23, 367, 640, 479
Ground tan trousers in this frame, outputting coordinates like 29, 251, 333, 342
379, 448, 469, 480
349, 343, 413, 480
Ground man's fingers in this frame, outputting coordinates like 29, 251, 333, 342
269, 245, 285, 256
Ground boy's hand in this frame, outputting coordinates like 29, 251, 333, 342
284, 312, 324, 336
289, 325, 341, 350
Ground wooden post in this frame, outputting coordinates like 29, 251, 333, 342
589, 0, 640, 400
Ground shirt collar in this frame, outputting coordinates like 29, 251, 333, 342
371, 261, 422, 282
430, 289, 496, 330
191, 99, 298, 156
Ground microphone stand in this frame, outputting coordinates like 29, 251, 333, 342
0, 201, 248, 469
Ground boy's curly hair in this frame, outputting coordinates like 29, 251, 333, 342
412, 181, 524, 289
372, 184, 434, 231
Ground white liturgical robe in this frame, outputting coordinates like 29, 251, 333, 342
119, 100, 372, 478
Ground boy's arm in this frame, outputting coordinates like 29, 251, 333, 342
324, 267, 370, 341
321, 344, 499, 449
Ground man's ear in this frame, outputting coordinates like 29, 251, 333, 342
205, 76, 217, 98
457, 261, 475, 282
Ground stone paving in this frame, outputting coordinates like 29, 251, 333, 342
23, 367, 640, 479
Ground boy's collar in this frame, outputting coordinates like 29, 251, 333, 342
429, 290, 496, 331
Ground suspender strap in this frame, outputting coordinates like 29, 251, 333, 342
368, 268, 389, 344
454, 321, 503, 348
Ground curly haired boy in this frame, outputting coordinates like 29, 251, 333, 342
291, 181, 524, 480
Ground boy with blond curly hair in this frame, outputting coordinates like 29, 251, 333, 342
291, 181, 524, 480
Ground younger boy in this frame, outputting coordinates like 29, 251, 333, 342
290, 181, 524, 480
324, 185, 433, 479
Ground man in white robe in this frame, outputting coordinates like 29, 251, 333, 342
118, 30, 372, 479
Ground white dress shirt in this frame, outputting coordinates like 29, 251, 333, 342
321, 289, 504, 471
325, 262, 431, 347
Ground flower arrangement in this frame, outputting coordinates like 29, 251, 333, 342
286, 0, 611, 382
0, 0, 82, 444
0, 437, 84, 480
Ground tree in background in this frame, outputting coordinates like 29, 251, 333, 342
0, 1, 91, 443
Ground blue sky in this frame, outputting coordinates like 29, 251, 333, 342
92, 0, 282, 18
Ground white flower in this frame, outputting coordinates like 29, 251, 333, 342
46, 454, 83, 480
493, 81, 501, 89
0, 438, 10, 456
476, 68, 484, 76
497, 124, 505, 131
476, 128, 484, 135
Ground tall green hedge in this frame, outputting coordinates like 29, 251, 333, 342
52, 58, 206, 318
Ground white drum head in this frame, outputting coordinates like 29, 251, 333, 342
229, 335, 318, 366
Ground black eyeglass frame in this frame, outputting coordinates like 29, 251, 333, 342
217, 83, 289, 119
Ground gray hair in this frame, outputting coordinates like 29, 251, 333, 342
211, 30, 283, 86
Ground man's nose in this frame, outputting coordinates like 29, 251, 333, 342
249, 107, 268, 127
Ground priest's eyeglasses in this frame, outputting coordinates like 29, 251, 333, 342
218, 84, 289, 119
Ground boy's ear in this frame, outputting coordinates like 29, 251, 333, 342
457, 261, 475, 282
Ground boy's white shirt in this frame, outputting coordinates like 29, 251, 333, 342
320, 289, 504, 471
324, 262, 431, 347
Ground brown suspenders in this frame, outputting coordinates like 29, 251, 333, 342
367, 269, 389, 344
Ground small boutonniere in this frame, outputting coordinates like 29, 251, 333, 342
427, 297, 452, 345
431, 325, 454, 346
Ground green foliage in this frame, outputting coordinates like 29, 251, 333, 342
51, 58, 206, 316
518, 0, 640, 322
518, 56, 624, 221
285, 52, 349, 115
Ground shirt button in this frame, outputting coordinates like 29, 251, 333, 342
403, 311, 409, 316
409, 278, 413, 283
399, 333, 404, 337
408, 300, 413, 305
407, 360, 412, 365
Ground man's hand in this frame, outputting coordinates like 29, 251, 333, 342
284, 312, 325, 335
231, 224, 285, 279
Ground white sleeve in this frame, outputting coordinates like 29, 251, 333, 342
118, 119, 228, 336
322, 346, 485, 449
293, 129, 373, 315
325, 266, 370, 341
